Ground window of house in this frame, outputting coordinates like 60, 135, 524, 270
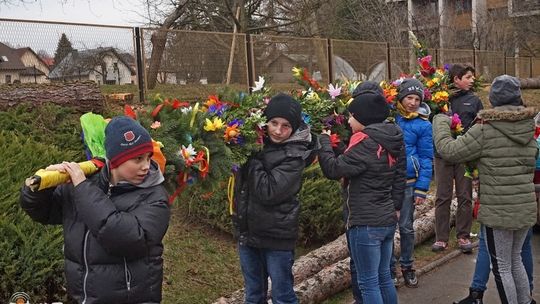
5, 75, 11, 84
456, 0, 472, 14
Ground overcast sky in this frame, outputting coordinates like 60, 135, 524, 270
0, 0, 147, 26
0, 1, 150, 55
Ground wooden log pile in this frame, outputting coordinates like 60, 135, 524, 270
0, 81, 104, 112
214, 193, 461, 304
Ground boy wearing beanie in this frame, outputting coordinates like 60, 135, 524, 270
392, 78, 433, 288
232, 93, 317, 304
21, 116, 170, 304
433, 75, 537, 304
432, 63, 483, 254
318, 90, 406, 304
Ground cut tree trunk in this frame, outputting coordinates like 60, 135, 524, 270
519, 78, 540, 89
0, 82, 104, 112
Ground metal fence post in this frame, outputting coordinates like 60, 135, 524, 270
134, 27, 145, 103
246, 34, 255, 92
386, 42, 391, 80
328, 39, 334, 84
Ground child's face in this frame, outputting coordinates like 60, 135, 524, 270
267, 117, 293, 143
112, 152, 152, 185
401, 94, 421, 113
454, 71, 475, 91
348, 114, 365, 133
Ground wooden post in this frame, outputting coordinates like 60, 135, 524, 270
504, 52, 507, 75
226, 6, 241, 85
530, 57, 534, 78
472, 48, 476, 70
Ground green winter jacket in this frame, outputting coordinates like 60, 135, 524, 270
433, 105, 538, 230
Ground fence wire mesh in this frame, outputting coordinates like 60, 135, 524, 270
251, 34, 329, 88
140, 29, 248, 87
0, 19, 135, 85
1, 18, 539, 96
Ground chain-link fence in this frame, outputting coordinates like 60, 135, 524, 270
0, 18, 136, 85
1, 18, 539, 100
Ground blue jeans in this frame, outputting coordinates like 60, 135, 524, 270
347, 229, 363, 304
471, 226, 534, 292
238, 245, 298, 304
349, 225, 398, 304
391, 186, 415, 271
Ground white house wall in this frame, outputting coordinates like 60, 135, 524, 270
0, 71, 21, 84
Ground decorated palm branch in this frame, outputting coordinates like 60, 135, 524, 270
25, 112, 108, 192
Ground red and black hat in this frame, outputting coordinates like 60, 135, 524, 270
105, 116, 153, 169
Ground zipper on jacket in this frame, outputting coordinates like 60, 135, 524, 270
346, 185, 351, 230
82, 230, 90, 304
123, 257, 132, 291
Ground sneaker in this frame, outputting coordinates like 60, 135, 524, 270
401, 267, 418, 288
390, 270, 398, 287
458, 238, 474, 253
431, 241, 448, 252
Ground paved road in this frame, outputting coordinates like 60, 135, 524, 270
398, 233, 540, 303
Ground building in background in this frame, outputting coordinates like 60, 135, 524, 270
0, 42, 50, 84
49, 47, 135, 85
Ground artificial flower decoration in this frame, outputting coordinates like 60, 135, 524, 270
224, 120, 243, 144
450, 113, 464, 136
252, 76, 265, 92
204, 95, 227, 116
329, 133, 341, 148
380, 81, 398, 104
328, 83, 342, 99
204, 117, 225, 131
180, 144, 197, 163
150, 121, 161, 129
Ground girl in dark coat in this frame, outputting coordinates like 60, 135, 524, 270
20, 116, 170, 304
318, 92, 406, 304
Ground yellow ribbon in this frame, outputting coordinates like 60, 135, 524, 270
190, 102, 200, 129
26, 160, 100, 192
227, 174, 235, 215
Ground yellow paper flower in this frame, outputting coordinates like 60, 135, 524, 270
292, 67, 302, 78
433, 91, 449, 102
204, 117, 224, 131
432, 77, 440, 85
306, 91, 320, 101
426, 80, 435, 88
441, 103, 449, 113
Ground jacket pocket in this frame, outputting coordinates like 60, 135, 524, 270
410, 155, 420, 178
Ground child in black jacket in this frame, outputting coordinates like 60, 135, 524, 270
318, 91, 406, 304
20, 116, 170, 304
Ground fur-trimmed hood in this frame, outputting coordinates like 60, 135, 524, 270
477, 105, 537, 121
478, 105, 537, 145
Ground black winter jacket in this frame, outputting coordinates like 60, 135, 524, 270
20, 161, 170, 304
450, 90, 483, 132
232, 125, 316, 251
318, 122, 406, 228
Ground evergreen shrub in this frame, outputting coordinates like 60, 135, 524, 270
0, 130, 79, 302
183, 164, 344, 245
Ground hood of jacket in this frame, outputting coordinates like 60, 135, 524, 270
363, 121, 404, 156
477, 106, 536, 145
